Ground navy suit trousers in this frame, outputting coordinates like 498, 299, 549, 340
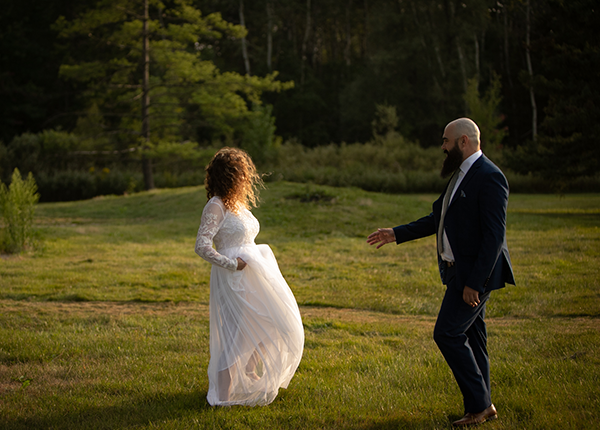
433, 266, 492, 413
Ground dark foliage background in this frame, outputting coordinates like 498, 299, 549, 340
1, 0, 598, 200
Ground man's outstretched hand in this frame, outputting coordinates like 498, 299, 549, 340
367, 228, 395, 249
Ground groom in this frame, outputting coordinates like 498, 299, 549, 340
367, 118, 515, 427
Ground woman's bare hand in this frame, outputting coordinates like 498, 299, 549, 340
236, 257, 247, 270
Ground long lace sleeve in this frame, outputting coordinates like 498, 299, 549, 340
195, 200, 238, 271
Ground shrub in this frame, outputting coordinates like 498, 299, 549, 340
464, 73, 507, 153
0, 169, 39, 253
4, 130, 82, 178
35, 169, 144, 202
264, 136, 600, 194
264, 137, 446, 193
239, 104, 280, 165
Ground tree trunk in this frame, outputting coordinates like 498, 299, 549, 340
503, 6, 514, 91
266, 1, 273, 72
344, 0, 352, 66
422, 5, 446, 80
141, 0, 154, 190
363, 0, 369, 58
411, 4, 441, 91
474, 32, 480, 84
301, 0, 311, 85
525, 0, 537, 140
456, 36, 468, 109
433, 42, 446, 79
239, 0, 251, 75
449, 1, 468, 110
503, 4, 518, 143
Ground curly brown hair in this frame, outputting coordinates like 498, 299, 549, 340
204, 147, 264, 213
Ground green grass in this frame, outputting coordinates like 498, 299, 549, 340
1, 182, 599, 429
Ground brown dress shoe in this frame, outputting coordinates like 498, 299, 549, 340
452, 404, 498, 427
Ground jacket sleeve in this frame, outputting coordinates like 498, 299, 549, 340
393, 212, 437, 244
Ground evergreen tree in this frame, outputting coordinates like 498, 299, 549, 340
55, 0, 291, 188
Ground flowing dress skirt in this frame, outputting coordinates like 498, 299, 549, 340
207, 243, 304, 406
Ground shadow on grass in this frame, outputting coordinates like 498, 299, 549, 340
3, 390, 211, 430
2, 389, 459, 430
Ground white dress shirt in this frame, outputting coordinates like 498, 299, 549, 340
440, 150, 483, 262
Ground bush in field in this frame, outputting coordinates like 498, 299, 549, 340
0, 169, 39, 253
1, 129, 218, 201
1, 130, 82, 179
35, 169, 145, 202
266, 134, 446, 193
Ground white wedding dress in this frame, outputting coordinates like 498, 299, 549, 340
195, 196, 304, 406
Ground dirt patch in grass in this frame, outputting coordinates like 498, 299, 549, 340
4, 299, 599, 326
300, 305, 436, 328
7, 300, 596, 329
0, 300, 209, 319
0, 300, 435, 326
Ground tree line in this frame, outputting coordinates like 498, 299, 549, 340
0, 0, 598, 195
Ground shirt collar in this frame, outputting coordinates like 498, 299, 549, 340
459, 150, 482, 175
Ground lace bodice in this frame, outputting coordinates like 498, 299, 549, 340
195, 196, 260, 271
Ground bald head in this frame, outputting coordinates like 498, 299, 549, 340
443, 118, 481, 159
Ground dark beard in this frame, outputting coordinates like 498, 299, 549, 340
440, 143, 463, 178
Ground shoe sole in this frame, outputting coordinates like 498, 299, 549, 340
452, 414, 498, 427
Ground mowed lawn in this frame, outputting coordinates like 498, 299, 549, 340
1, 182, 599, 429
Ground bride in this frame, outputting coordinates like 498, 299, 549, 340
195, 147, 304, 406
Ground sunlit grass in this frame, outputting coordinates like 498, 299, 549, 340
0, 183, 599, 429
1, 303, 598, 429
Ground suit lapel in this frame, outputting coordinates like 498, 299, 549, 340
448, 154, 485, 209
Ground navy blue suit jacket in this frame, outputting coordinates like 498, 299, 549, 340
393, 155, 515, 293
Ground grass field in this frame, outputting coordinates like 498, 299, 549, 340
1, 182, 599, 429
